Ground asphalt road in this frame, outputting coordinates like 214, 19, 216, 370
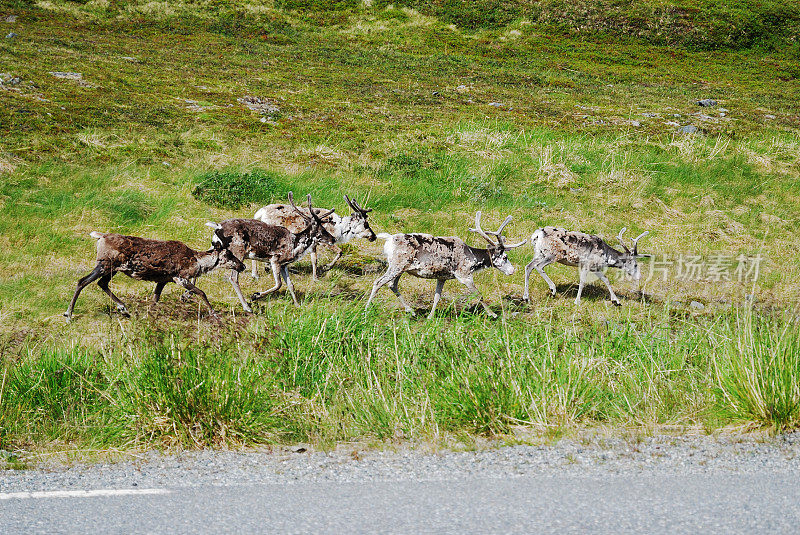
2, 472, 799, 534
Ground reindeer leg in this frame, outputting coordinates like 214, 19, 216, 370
322, 244, 343, 273
428, 279, 445, 319
365, 268, 404, 312
228, 269, 253, 313
252, 258, 282, 301
251, 260, 260, 280
388, 273, 414, 314
597, 271, 622, 306
575, 266, 589, 305
281, 265, 300, 306
310, 245, 319, 281
523, 259, 536, 301
536, 264, 558, 297
151, 281, 167, 304
180, 277, 198, 302
64, 263, 107, 322
96, 273, 130, 318
174, 276, 217, 318
456, 274, 497, 319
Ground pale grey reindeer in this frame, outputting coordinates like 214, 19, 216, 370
211, 192, 336, 312
365, 211, 526, 319
64, 228, 245, 322
252, 194, 376, 280
522, 226, 650, 306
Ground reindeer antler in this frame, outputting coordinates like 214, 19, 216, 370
306, 194, 335, 223
344, 194, 373, 215
289, 192, 335, 224
631, 231, 649, 255
469, 211, 498, 246
469, 212, 526, 248
616, 227, 631, 253
288, 191, 311, 223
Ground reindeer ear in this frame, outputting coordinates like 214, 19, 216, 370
205, 222, 222, 230
636, 254, 653, 259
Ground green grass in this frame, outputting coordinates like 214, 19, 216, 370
3, 306, 799, 452
1, 1, 799, 457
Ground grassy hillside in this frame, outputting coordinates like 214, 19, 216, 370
1, 1, 799, 458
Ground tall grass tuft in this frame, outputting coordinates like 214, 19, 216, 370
107, 341, 283, 448
713, 313, 800, 432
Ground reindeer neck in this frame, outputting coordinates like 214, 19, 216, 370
602, 241, 627, 266
291, 223, 318, 257
195, 249, 221, 275
465, 244, 493, 273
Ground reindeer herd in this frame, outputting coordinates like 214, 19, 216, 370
64, 192, 649, 322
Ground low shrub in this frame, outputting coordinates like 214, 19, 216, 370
192, 168, 286, 209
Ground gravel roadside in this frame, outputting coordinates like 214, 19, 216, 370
2, 432, 798, 492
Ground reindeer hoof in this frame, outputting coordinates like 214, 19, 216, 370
180, 291, 194, 303
119, 309, 131, 318
250, 292, 262, 301
612, 300, 622, 307
63, 312, 72, 323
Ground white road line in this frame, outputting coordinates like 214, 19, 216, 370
0, 488, 171, 500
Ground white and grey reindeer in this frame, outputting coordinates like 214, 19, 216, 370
365, 211, 526, 319
252, 194, 376, 280
522, 226, 650, 306
210, 193, 336, 312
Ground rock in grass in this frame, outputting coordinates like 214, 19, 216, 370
689, 300, 705, 310
697, 99, 717, 107
6, 15, 17, 23
238, 95, 280, 116
50, 71, 82, 80
677, 125, 699, 135
5, 32, 16, 39
488, 102, 503, 107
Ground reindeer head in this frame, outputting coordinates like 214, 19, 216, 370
288, 192, 337, 246
206, 222, 246, 272
613, 227, 650, 280
469, 211, 527, 275
344, 194, 377, 242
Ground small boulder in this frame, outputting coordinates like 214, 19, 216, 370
5, 15, 17, 23
689, 300, 705, 310
50, 72, 82, 80
488, 102, 503, 107
677, 125, 699, 135
5, 32, 16, 39
697, 99, 717, 107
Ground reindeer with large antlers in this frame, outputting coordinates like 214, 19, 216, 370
522, 226, 650, 306
253, 194, 376, 280
211, 193, 336, 312
365, 212, 526, 319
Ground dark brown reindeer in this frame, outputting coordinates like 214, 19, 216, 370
522, 226, 650, 306
64, 226, 245, 322
252, 194, 376, 279
365, 211, 526, 319
212, 193, 336, 312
